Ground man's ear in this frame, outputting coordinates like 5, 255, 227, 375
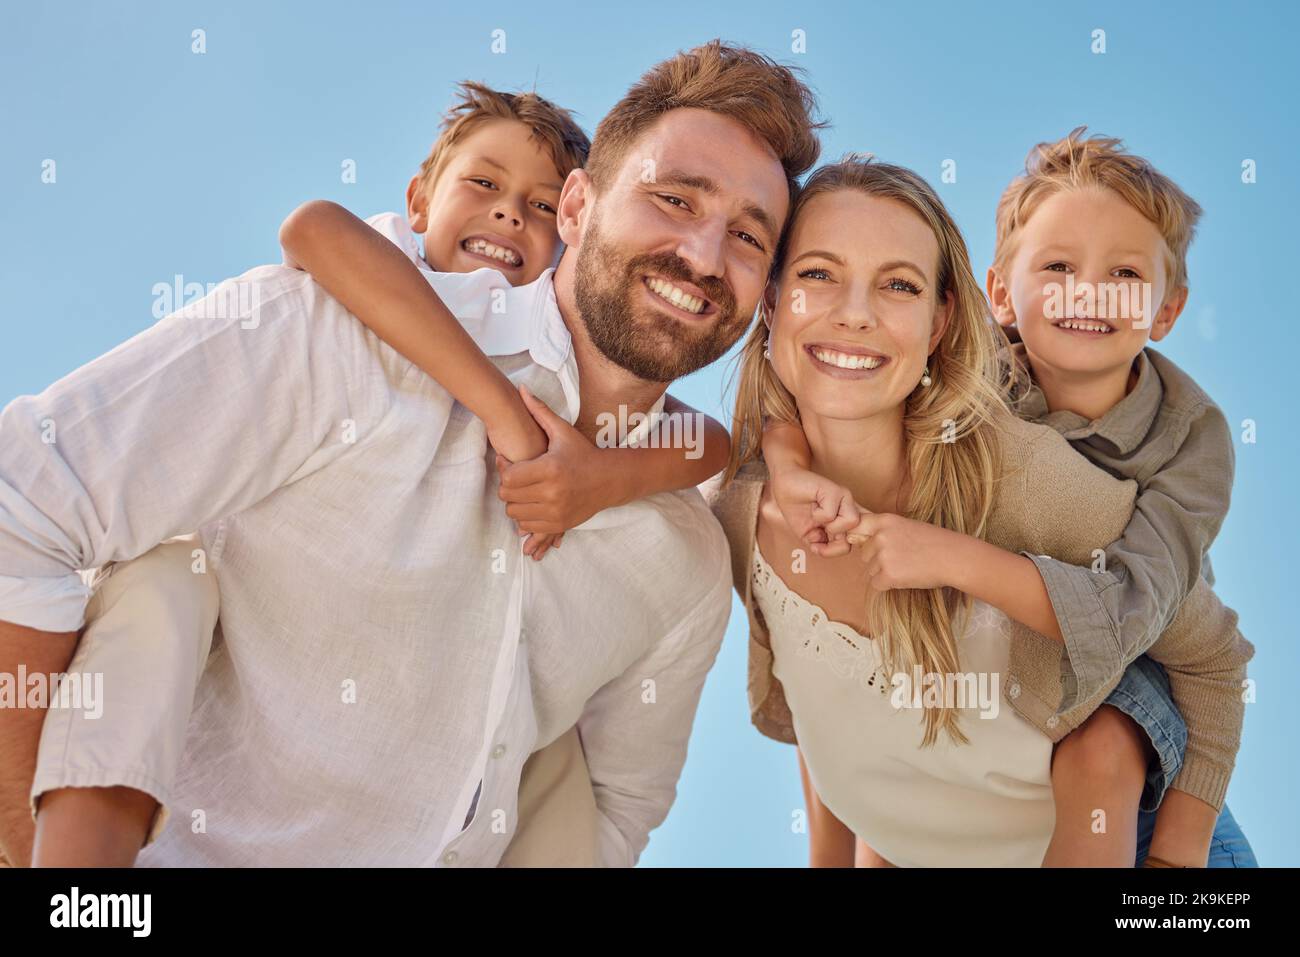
986, 267, 1017, 328
1148, 285, 1189, 343
406, 175, 431, 235
556, 168, 592, 247
929, 290, 955, 353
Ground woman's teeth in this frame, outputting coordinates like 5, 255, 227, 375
647, 277, 706, 315
463, 238, 522, 267
1056, 319, 1112, 333
811, 347, 884, 370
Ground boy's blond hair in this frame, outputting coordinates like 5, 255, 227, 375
415, 81, 590, 193
992, 126, 1203, 290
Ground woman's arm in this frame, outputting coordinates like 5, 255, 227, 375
798, 748, 856, 867
278, 201, 546, 463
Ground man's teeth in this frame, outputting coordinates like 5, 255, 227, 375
463, 238, 522, 267
1056, 319, 1112, 333
811, 347, 884, 370
647, 277, 706, 315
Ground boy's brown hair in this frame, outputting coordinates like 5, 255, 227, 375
585, 39, 823, 206
992, 126, 1204, 290
415, 81, 591, 192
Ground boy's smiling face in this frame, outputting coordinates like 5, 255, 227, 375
407, 118, 566, 284
990, 186, 1186, 379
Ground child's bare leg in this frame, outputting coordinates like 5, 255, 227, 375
1146, 789, 1216, 867
32, 786, 156, 867
1043, 704, 1150, 866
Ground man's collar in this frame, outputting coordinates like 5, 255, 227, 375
512, 269, 666, 445
1011, 341, 1164, 454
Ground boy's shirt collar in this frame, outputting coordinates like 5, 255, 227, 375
1009, 340, 1164, 456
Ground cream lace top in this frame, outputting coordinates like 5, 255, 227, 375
752, 544, 1056, 867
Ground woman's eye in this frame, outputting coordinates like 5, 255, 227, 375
886, 278, 922, 295
797, 267, 830, 281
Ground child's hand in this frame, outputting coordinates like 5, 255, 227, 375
495, 385, 607, 558
846, 512, 961, 591
769, 466, 862, 558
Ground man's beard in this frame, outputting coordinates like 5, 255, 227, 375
572, 211, 751, 383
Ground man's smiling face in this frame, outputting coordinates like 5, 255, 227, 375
564, 108, 790, 383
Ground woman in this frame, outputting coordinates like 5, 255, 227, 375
705, 156, 1255, 867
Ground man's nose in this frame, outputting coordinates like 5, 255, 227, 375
675, 219, 727, 283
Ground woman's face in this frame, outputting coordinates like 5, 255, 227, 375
768, 190, 951, 423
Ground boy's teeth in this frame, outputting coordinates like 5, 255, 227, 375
811, 347, 884, 370
646, 277, 705, 314
1057, 319, 1112, 333
463, 238, 522, 267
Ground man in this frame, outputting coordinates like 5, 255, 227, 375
0, 40, 821, 866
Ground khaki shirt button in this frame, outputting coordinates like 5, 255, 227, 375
1045, 714, 1060, 729
1007, 678, 1021, 699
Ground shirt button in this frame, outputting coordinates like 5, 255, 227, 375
1045, 715, 1060, 729
442, 850, 459, 866
1007, 678, 1021, 699
491, 744, 507, 759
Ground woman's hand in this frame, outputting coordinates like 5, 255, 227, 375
846, 512, 965, 590
495, 385, 608, 560
769, 466, 861, 558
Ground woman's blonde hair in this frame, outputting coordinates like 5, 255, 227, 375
725, 155, 1013, 746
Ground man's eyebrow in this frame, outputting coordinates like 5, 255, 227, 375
467, 155, 563, 192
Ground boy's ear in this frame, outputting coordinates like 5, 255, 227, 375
556, 168, 592, 247
986, 267, 1017, 327
1148, 286, 1189, 343
406, 175, 431, 235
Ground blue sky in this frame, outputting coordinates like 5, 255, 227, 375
2, 0, 1296, 865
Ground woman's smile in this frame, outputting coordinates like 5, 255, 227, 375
803, 341, 892, 379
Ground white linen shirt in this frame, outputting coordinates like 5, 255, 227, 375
0, 215, 732, 866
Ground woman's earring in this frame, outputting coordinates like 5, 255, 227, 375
919, 365, 932, 388
764, 337, 772, 361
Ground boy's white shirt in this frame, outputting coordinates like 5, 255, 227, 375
0, 213, 731, 866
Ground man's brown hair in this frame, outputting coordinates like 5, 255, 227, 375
992, 126, 1204, 290
415, 81, 591, 192
585, 40, 823, 206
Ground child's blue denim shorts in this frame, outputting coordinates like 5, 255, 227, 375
1107, 655, 1258, 867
